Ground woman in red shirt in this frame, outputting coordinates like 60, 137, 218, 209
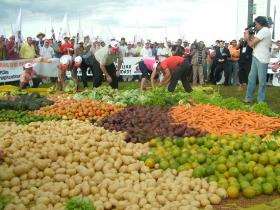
151, 56, 192, 92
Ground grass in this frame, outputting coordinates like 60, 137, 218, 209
213, 85, 280, 113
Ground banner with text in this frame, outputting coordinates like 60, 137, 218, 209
0, 59, 33, 83
0, 57, 143, 83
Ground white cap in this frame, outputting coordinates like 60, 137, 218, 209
60, 55, 72, 65
109, 40, 119, 49
74, 56, 82, 63
23, 63, 33, 69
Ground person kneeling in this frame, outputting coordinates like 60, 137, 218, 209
151, 56, 192, 92
20, 63, 41, 89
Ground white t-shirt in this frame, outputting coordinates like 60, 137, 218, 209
119, 45, 128, 57
141, 48, 153, 58
253, 27, 272, 63
39, 46, 54, 59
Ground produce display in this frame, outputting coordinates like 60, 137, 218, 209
100, 106, 206, 143
0, 93, 54, 111
170, 104, 280, 136
0, 110, 60, 124
0, 84, 280, 209
34, 99, 122, 121
0, 120, 226, 210
143, 135, 280, 199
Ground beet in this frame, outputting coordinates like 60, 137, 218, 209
100, 106, 206, 143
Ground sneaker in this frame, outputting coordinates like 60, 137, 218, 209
243, 99, 253, 104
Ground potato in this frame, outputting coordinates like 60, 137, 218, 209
13, 164, 30, 176
43, 168, 55, 178
81, 181, 90, 196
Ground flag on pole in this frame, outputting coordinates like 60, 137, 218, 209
77, 15, 83, 44
14, 8, 23, 53
0, 26, 6, 37
61, 13, 70, 39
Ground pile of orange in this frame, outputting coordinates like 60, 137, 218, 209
34, 99, 123, 121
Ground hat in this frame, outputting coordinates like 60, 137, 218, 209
74, 56, 82, 63
36, 32, 46, 38
60, 55, 72, 65
23, 63, 33, 69
78, 40, 84, 44
109, 40, 119, 49
63, 36, 70, 39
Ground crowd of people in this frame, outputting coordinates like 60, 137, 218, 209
0, 16, 279, 102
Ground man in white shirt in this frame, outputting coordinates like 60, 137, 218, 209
141, 42, 153, 58
244, 16, 272, 103
157, 43, 169, 61
39, 40, 54, 59
119, 37, 128, 57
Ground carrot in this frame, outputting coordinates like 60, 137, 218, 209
169, 104, 280, 136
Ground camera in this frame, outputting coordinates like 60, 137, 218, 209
247, 23, 256, 35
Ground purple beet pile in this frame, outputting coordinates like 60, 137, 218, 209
100, 106, 207, 143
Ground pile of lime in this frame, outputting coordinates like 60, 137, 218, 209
141, 134, 280, 199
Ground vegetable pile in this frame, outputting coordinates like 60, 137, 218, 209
0, 110, 60, 125
0, 120, 226, 210
170, 104, 280, 136
34, 99, 123, 121
0, 93, 54, 111
100, 106, 206, 143
144, 135, 280, 199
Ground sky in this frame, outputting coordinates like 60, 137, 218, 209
0, 0, 279, 44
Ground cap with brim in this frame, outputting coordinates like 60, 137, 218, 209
23, 63, 33, 69
63, 36, 70, 39
36, 32, 46, 38
60, 55, 72, 65
109, 40, 119, 49
74, 56, 82, 63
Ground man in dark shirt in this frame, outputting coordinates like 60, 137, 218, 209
214, 40, 231, 85
171, 39, 185, 57
238, 38, 253, 85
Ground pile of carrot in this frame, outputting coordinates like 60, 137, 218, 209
169, 104, 280, 136
34, 99, 123, 121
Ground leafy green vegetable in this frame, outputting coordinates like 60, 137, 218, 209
251, 102, 279, 117
0, 195, 12, 210
65, 197, 96, 210
0, 110, 61, 124
64, 80, 77, 94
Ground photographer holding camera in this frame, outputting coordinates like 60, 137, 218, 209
244, 16, 272, 103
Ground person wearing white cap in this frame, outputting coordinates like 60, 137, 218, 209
20, 63, 39, 89
93, 40, 123, 89
138, 57, 159, 91
57, 55, 72, 90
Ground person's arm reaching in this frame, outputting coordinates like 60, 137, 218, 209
160, 68, 171, 86
151, 70, 158, 89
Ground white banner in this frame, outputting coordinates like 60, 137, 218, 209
0, 57, 143, 83
0, 59, 33, 83
118, 57, 142, 75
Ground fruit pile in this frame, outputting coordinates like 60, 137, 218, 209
0, 110, 60, 124
170, 104, 280, 136
0, 93, 54, 111
0, 120, 226, 210
143, 135, 280, 199
34, 99, 123, 121
100, 106, 206, 143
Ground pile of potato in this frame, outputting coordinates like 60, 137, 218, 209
0, 120, 227, 210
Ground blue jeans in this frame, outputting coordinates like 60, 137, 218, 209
245, 56, 268, 102
228, 61, 239, 85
